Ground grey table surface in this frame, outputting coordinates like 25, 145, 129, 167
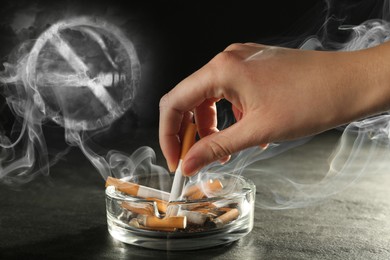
0, 127, 389, 260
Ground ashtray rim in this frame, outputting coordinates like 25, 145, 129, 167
105, 173, 256, 204
105, 172, 256, 250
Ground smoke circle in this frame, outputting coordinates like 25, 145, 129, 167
25, 16, 141, 131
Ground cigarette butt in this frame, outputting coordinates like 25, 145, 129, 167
106, 176, 170, 201
165, 205, 180, 217
183, 202, 214, 210
106, 176, 139, 195
210, 199, 235, 209
178, 209, 208, 225
129, 218, 140, 228
191, 207, 226, 217
118, 210, 133, 222
146, 197, 168, 214
218, 207, 233, 212
139, 225, 177, 232
183, 179, 223, 200
190, 207, 212, 214
186, 189, 206, 200
138, 215, 187, 229
121, 201, 155, 216
212, 208, 240, 228
129, 218, 176, 232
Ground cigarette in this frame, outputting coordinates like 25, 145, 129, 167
218, 207, 233, 212
180, 201, 214, 211
105, 176, 170, 201
118, 210, 133, 222
183, 179, 224, 200
190, 207, 226, 218
139, 225, 177, 232
212, 208, 240, 228
169, 122, 197, 202
168, 160, 186, 203
190, 207, 212, 214
178, 209, 208, 225
137, 215, 187, 229
210, 199, 236, 209
146, 197, 168, 214
129, 217, 176, 232
129, 218, 140, 228
121, 201, 155, 216
167, 122, 197, 217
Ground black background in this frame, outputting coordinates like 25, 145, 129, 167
0, 2, 389, 259
0, 0, 386, 128
0, 0, 387, 163
0, 0, 326, 129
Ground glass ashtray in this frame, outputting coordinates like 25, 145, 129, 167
105, 173, 255, 251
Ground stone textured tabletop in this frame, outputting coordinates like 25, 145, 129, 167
0, 128, 389, 260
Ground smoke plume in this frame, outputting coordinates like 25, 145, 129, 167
0, 0, 390, 211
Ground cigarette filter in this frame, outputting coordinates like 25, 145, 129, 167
212, 208, 240, 228
137, 215, 187, 229
190, 207, 213, 215
139, 225, 177, 232
106, 176, 170, 201
210, 199, 235, 208
180, 201, 214, 211
178, 209, 208, 225
183, 178, 224, 200
118, 210, 133, 222
121, 201, 155, 216
128, 218, 140, 228
129, 217, 177, 231
218, 207, 233, 212
190, 206, 231, 218
146, 197, 168, 214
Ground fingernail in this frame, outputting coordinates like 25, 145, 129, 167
182, 157, 200, 176
260, 143, 269, 150
167, 161, 177, 173
219, 155, 231, 165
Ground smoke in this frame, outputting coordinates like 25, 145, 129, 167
194, 0, 390, 209
1, 0, 390, 212
0, 4, 170, 187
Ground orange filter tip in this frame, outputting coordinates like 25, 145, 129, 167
180, 122, 197, 159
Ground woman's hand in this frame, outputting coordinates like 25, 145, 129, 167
159, 42, 390, 176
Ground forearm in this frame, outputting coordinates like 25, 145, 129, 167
319, 42, 390, 128
363, 41, 390, 114
351, 41, 390, 117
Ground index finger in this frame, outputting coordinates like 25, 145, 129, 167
159, 64, 223, 172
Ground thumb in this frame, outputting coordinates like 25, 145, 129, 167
182, 116, 259, 176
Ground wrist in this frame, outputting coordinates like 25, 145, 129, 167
323, 45, 390, 126
357, 42, 390, 117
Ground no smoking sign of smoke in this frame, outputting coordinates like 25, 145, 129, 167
25, 17, 141, 131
